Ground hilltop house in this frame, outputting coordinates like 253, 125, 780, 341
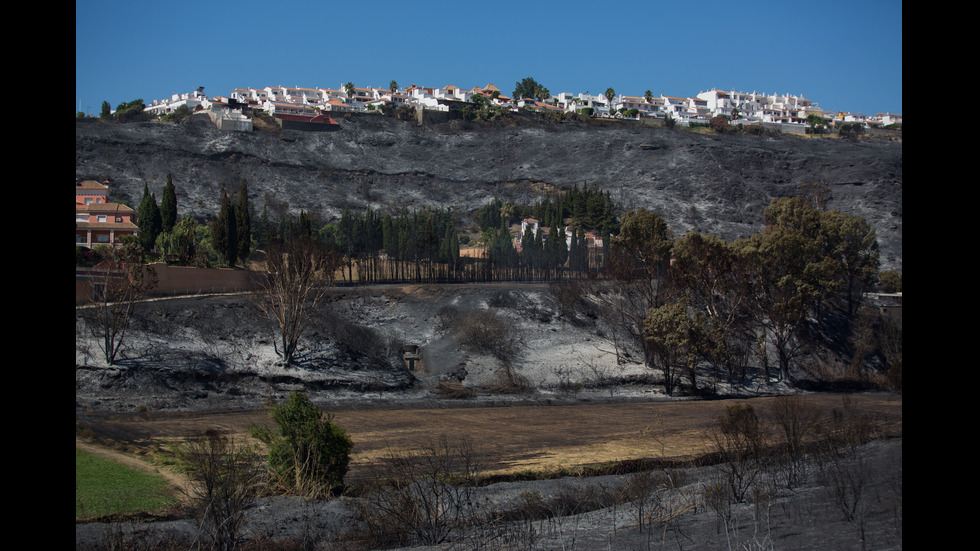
75, 180, 138, 248
143, 83, 897, 132
144, 87, 210, 116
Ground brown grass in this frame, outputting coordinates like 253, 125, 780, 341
77, 394, 902, 482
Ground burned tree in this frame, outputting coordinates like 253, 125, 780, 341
81, 241, 157, 365
252, 236, 342, 366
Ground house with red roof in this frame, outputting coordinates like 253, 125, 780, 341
75, 180, 138, 248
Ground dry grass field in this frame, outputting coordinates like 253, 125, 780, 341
78, 393, 902, 482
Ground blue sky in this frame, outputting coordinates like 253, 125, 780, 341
76, 0, 901, 117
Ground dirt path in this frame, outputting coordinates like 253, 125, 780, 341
75, 437, 193, 497
77, 392, 902, 484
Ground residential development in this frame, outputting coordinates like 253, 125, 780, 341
139, 83, 901, 132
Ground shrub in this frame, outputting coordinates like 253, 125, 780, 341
249, 392, 353, 498
176, 429, 261, 549
362, 437, 483, 547
434, 380, 476, 399
453, 310, 522, 361
710, 116, 731, 133
708, 404, 767, 502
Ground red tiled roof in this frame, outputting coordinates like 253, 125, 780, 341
77, 202, 135, 214
77, 180, 109, 192
76, 220, 139, 230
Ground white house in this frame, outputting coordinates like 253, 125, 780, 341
144, 87, 209, 116
261, 101, 320, 117
660, 95, 689, 119
869, 112, 902, 126
614, 95, 660, 117
572, 93, 611, 116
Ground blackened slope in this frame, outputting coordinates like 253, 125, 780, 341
75, 114, 902, 270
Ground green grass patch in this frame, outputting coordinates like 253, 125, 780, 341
76, 449, 179, 519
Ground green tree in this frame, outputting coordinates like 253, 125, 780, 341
249, 392, 353, 498
100, 100, 112, 120
344, 82, 355, 99
644, 300, 696, 395
113, 99, 149, 122
605, 88, 616, 112
158, 215, 198, 265
160, 173, 177, 233
819, 210, 880, 316
544, 221, 567, 274
739, 197, 839, 382
513, 77, 549, 100
878, 270, 901, 293
137, 184, 163, 253
837, 122, 863, 139
806, 113, 824, 133
236, 180, 252, 265
337, 205, 357, 282
211, 189, 238, 267
644, 90, 654, 103
670, 231, 753, 387
160, 104, 192, 122
596, 208, 675, 367
389, 80, 398, 93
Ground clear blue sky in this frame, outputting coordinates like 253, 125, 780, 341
76, 0, 901, 117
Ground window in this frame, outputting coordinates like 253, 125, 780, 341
97, 234, 109, 242
116, 216, 123, 223
97, 215, 107, 223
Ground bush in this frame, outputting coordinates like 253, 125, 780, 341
361, 437, 483, 547
838, 122, 864, 139
176, 429, 261, 548
710, 116, 731, 133
453, 310, 522, 361
249, 392, 353, 498
879, 270, 901, 293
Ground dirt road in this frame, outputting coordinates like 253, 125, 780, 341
77, 393, 902, 481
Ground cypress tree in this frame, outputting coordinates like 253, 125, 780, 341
236, 180, 251, 265
160, 173, 177, 233
212, 190, 237, 267
137, 184, 162, 252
